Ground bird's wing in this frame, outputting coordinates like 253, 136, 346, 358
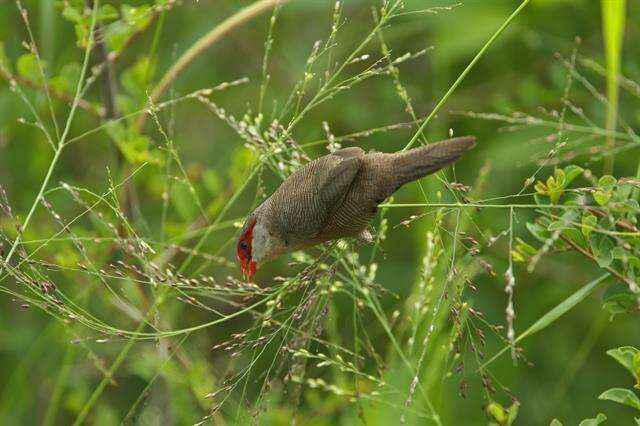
318, 147, 364, 210
266, 147, 364, 244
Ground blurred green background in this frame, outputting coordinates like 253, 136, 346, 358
0, 0, 639, 425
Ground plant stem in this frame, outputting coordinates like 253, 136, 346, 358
0, 1, 100, 276
137, 0, 290, 130
403, 0, 531, 151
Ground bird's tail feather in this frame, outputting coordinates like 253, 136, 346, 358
392, 136, 476, 186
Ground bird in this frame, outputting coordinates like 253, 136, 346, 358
236, 136, 476, 279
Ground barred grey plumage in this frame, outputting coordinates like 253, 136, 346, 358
236, 136, 475, 278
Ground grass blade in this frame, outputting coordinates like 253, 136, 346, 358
601, 0, 626, 174
478, 273, 609, 371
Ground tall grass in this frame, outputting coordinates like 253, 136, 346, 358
0, 1, 639, 425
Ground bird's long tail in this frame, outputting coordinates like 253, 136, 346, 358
392, 136, 476, 186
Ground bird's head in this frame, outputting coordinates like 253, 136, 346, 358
237, 216, 257, 280
236, 211, 288, 280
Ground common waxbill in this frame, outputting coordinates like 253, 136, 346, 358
237, 136, 475, 278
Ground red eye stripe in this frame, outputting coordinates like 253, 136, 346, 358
237, 218, 257, 258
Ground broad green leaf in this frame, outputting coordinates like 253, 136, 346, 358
49, 62, 81, 93
507, 402, 519, 425
599, 175, 617, 188
606, 346, 639, 380
579, 413, 607, 426
62, 4, 83, 23
97, 4, 119, 21
550, 420, 563, 426
562, 228, 585, 248
534, 180, 548, 195
121, 4, 152, 27
599, 388, 640, 411
486, 402, 505, 423
105, 121, 161, 165
526, 221, 550, 242
603, 285, 638, 320
594, 190, 612, 206
589, 233, 614, 268
16, 53, 42, 83
555, 169, 566, 187
516, 238, 537, 256
563, 165, 584, 185
74, 23, 89, 48
105, 21, 135, 54
105, 5, 153, 53
121, 56, 153, 100
582, 213, 597, 237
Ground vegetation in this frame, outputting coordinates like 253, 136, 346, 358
0, 0, 638, 424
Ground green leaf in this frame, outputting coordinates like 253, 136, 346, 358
97, 4, 119, 21
599, 388, 640, 411
563, 165, 584, 185
534, 180, 548, 195
74, 23, 89, 48
579, 413, 607, 426
16, 53, 42, 83
582, 213, 597, 237
121, 56, 153, 100
105, 5, 153, 53
550, 420, 563, 426
486, 402, 505, 423
594, 190, 612, 206
62, 4, 83, 23
49, 62, 81, 93
506, 402, 519, 425
555, 169, 566, 187
121, 4, 152, 27
589, 233, 614, 268
599, 175, 617, 188
607, 347, 639, 377
603, 286, 638, 320
526, 221, 550, 242
105, 121, 162, 166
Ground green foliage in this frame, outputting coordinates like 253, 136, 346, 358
534, 165, 583, 204
485, 401, 519, 426
599, 388, 640, 411
579, 413, 608, 426
1, 0, 639, 425
591, 345, 640, 420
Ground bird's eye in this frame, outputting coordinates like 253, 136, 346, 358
239, 241, 248, 251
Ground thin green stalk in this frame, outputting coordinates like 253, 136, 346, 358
380, 202, 597, 210
43, 344, 77, 426
403, 0, 531, 151
0, 0, 100, 276
138, 0, 289, 130
73, 320, 145, 426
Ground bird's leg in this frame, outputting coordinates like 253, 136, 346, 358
357, 228, 374, 244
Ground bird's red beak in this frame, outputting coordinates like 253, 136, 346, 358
240, 259, 257, 280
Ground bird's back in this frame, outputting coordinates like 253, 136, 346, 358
259, 136, 475, 248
